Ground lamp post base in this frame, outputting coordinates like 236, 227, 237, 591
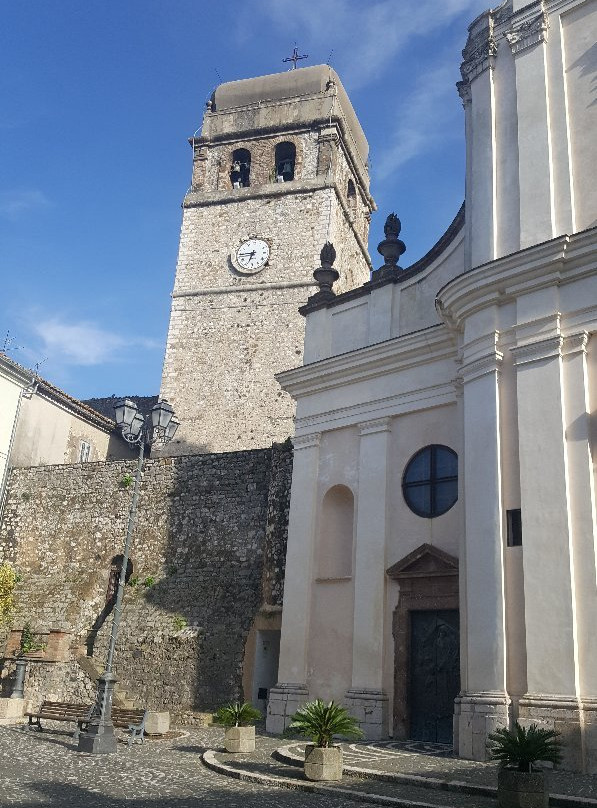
77, 726, 118, 754
77, 672, 118, 755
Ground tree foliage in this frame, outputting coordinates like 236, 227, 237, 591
0, 563, 17, 626
487, 722, 562, 772
214, 701, 262, 727
288, 699, 363, 748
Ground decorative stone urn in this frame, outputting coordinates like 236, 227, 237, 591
497, 769, 548, 808
304, 744, 343, 781
224, 725, 255, 753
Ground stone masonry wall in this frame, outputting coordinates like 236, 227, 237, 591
0, 443, 292, 718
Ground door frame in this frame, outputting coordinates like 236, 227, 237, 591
387, 543, 459, 741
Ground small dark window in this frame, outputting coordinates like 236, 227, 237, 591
402, 445, 458, 518
275, 141, 296, 182
507, 509, 522, 547
230, 148, 251, 188
347, 179, 356, 213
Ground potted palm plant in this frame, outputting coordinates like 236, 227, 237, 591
487, 722, 562, 808
288, 699, 363, 781
214, 701, 261, 753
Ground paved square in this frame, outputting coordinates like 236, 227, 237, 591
0, 725, 362, 806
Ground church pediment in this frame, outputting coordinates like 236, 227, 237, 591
386, 543, 458, 580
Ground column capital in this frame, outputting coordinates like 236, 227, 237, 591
562, 331, 589, 357
460, 351, 503, 384
505, 4, 549, 56
291, 432, 321, 451
358, 417, 392, 437
460, 26, 497, 82
453, 376, 465, 398
457, 80, 472, 108
511, 335, 563, 366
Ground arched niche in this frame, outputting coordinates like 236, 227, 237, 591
317, 484, 354, 580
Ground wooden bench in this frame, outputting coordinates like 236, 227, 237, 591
26, 701, 147, 746
26, 701, 91, 731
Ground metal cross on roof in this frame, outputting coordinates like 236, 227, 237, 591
283, 47, 308, 70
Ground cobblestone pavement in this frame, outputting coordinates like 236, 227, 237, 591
213, 734, 597, 805
0, 724, 365, 806
344, 740, 597, 800
3, 723, 597, 807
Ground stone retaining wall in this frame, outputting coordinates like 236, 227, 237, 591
0, 443, 292, 716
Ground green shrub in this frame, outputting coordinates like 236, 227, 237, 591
488, 722, 562, 772
142, 576, 155, 588
19, 622, 45, 655
0, 563, 17, 625
120, 473, 134, 489
172, 615, 188, 631
288, 699, 363, 748
214, 701, 262, 727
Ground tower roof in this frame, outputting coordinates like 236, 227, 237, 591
210, 65, 368, 169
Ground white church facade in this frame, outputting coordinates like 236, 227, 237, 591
265, 0, 597, 774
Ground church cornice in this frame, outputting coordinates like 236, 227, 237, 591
277, 323, 456, 403
436, 226, 597, 329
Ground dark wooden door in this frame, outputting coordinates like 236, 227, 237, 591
409, 610, 459, 744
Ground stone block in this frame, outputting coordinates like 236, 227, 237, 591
582, 722, 597, 774
145, 711, 170, 735
265, 714, 286, 735
497, 769, 548, 808
4, 631, 21, 657
224, 725, 255, 753
0, 698, 24, 722
472, 726, 489, 761
44, 630, 71, 663
304, 744, 343, 781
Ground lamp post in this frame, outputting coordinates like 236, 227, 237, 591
77, 398, 179, 754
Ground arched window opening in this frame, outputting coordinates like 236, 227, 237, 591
347, 179, 357, 214
275, 142, 296, 182
230, 148, 251, 188
318, 485, 354, 579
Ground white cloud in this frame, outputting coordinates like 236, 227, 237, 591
33, 317, 160, 367
0, 190, 50, 219
373, 61, 461, 177
251, 0, 488, 90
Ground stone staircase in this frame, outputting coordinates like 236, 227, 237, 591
75, 654, 137, 709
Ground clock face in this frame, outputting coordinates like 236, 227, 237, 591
236, 239, 270, 272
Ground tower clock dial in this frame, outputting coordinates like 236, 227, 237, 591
235, 238, 270, 272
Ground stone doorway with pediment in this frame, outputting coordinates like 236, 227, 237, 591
387, 544, 460, 744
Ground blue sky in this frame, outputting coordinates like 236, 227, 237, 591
1, 0, 488, 399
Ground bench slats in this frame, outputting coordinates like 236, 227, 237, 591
26, 700, 148, 746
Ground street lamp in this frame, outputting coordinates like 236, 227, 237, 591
77, 398, 179, 754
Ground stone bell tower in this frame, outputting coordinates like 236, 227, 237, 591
159, 65, 375, 454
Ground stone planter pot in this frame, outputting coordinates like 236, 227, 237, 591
497, 768, 548, 808
304, 744, 343, 781
224, 725, 255, 753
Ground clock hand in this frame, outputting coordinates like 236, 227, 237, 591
238, 251, 256, 259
